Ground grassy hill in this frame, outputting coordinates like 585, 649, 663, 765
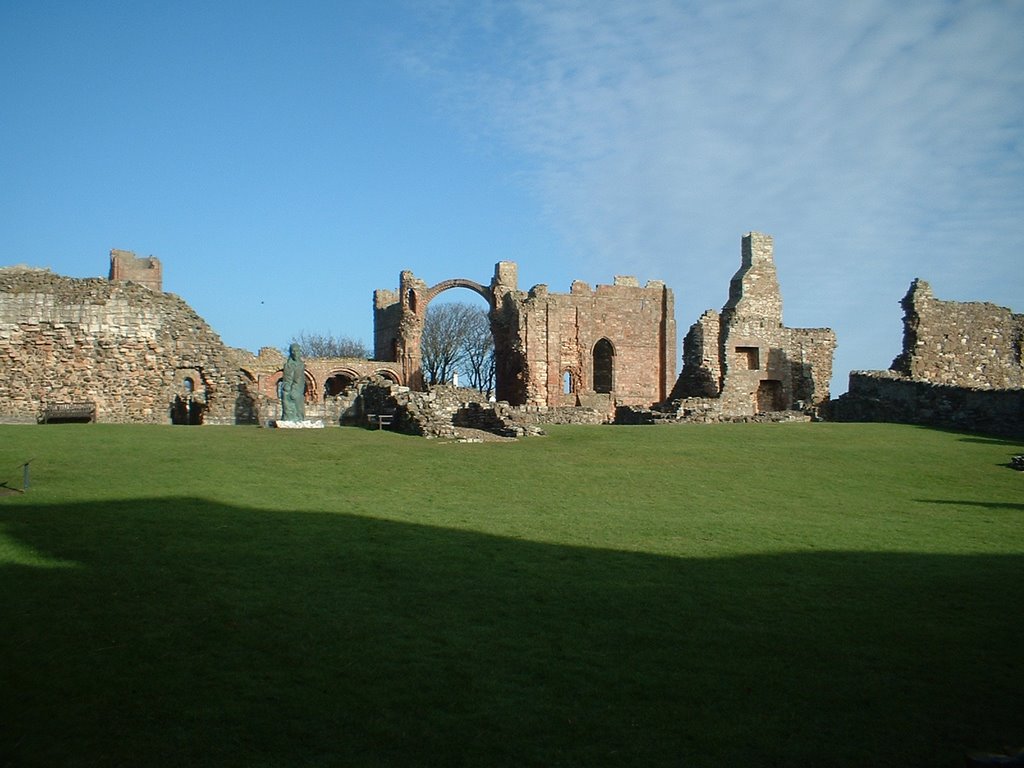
1, 423, 1021, 767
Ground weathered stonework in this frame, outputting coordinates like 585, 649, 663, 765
891, 279, 1023, 389
1, 234, 833, 431
830, 280, 1023, 437
0, 263, 257, 424
374, 261, 676, 415
344, 379, 604, 439
108, 249, 163, 292
665, 233, 836, 419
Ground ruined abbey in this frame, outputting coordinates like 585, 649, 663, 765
2, 235, 1020, 436
832, 279, 1023, 437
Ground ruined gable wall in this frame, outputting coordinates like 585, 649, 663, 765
516, 277, 676, 408
0, 267, 257, 424
669, 232, 836, 417
891, 279, 1023, 389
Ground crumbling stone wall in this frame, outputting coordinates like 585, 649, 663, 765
0, 266, 257, 424
374, 261, 676, 414
347, 380, 551, 438
830, 281, 1023, 436
667, 232, 836, 418
891, 279, 1023, 389
108, 249, 162, 292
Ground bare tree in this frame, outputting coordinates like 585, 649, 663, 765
463, 310, 495, 394
421, 302, 492, 388
289, 331, 369, 359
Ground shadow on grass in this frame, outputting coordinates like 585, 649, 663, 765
914, 499, 1024, 512
1, 498, 1022, 768
956, 435, 1024, 448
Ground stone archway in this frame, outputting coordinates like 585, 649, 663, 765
386, 272, 495, 392
372, 261, 528, 405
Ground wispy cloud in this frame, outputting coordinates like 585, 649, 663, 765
402, 0, 1023, 387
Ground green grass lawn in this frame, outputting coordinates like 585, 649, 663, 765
1, 422, 1021, 767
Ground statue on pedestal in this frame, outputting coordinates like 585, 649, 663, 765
281, 343, 306, 421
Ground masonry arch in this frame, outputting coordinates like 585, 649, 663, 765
393, 273, 495, 391
324, 368, 361, 397
170, 366, 207, 425
376, 263, 528, 402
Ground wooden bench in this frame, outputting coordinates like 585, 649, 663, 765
41, 402, 97, 424
367, 411, 395, 430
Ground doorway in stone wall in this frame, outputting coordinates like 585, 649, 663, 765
170, 375, 205, 425
756, 379, 784, 412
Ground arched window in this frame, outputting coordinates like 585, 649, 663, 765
563, 370, 574, 394
593, 338, 614, 394
183, 376, 194, 394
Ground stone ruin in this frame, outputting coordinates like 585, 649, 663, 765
620, 232, 837, 424
342, 377, 606, 440
107, 249, 162, 292
3, 236, 1018, 437
831, 279, 1024, 437
0, 253, 258, 425
0, 234, 846, 435
373, 260, 676, 414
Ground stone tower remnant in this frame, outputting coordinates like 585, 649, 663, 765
108, 249, 162, 291
667, 232, 836, 418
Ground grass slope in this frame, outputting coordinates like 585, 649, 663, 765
1, 423, 1022, 767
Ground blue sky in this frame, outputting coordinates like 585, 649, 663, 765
2, 0, 1021, 394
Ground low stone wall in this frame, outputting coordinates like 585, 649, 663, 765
616, 401, 813, 425
829, 371, 1024, 438
497, 403, 606, 426
343, 380, 607, 437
